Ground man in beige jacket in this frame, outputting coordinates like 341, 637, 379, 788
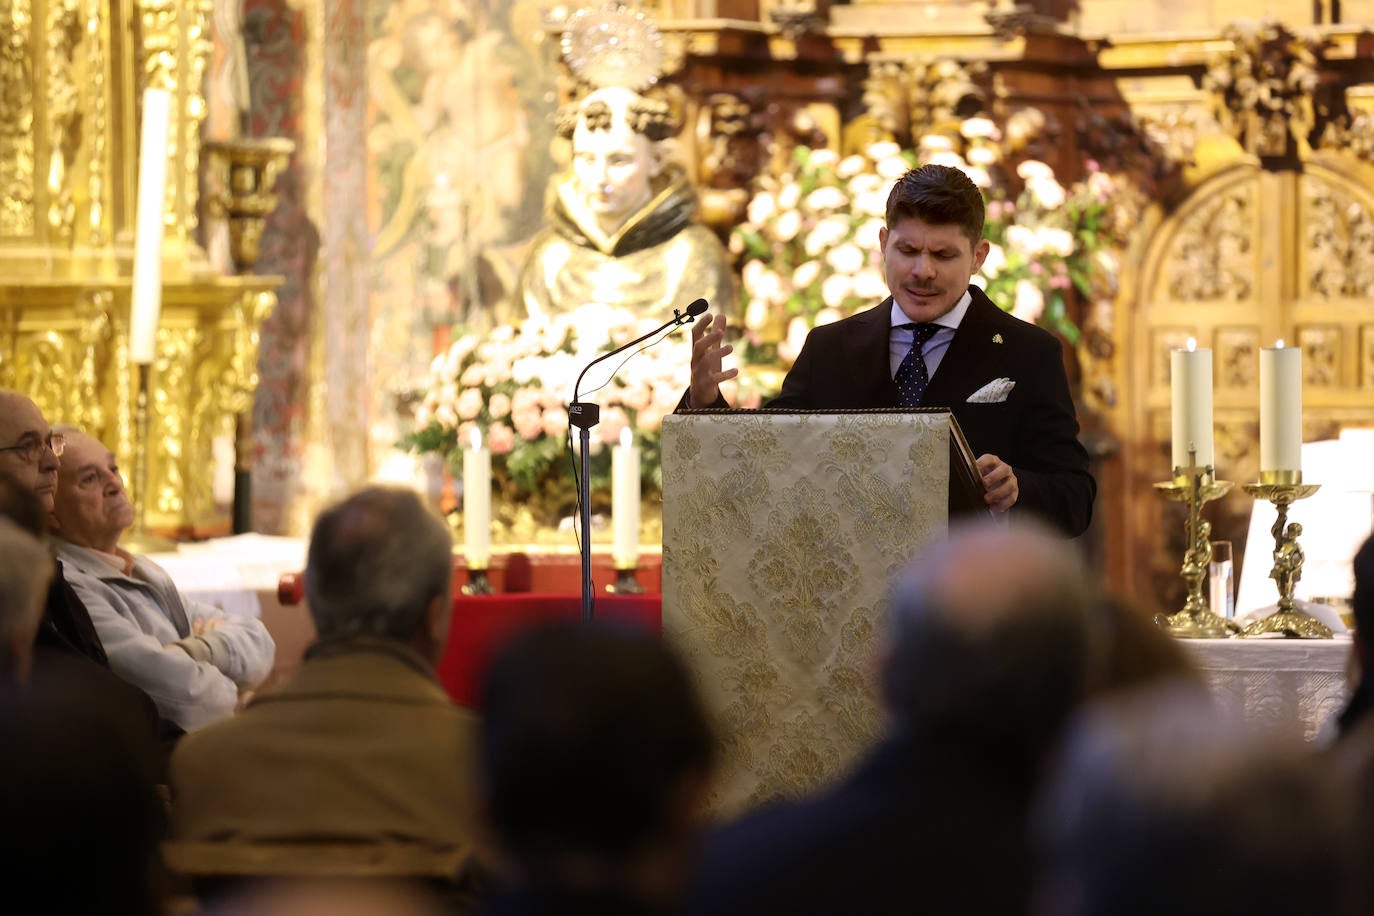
167, 485, 484, 903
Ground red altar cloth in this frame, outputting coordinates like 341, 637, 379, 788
438, 594, 663, 708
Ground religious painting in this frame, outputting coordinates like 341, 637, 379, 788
365, 0, 558, 403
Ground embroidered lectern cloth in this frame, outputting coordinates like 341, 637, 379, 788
661, 410, 949, 815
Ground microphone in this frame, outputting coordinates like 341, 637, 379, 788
569, 299, 709, 429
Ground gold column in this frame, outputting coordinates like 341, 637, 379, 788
0, 0, 282, 536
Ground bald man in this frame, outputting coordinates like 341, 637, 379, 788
51, 427, 274, 732
687, 518, 1098, 916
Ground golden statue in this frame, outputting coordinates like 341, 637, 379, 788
518, 5, 734, 322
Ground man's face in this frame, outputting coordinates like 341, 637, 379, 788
51, 430, 134, 551
880, 216, 990, 323
571, 124, 657, 226
0, 393, 60, 512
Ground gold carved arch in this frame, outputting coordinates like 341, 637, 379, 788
1110, 150, 1374, 599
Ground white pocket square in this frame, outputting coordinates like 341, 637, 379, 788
966, 378, 1015, 403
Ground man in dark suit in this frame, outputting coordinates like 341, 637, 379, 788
684, 518, 1097, 916
688, 164, 1095, 536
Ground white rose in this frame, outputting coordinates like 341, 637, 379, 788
966, 144, 999, 167
865, 140, 902, 161
826, 243, 866, 274
744, 297, 770, 332
743, 259, 765, 288
1005, 224, 1040, 256
1037, 226, 1076, 258
853, 190, 888, 219
777, 181, 802, 210
836, 155, 867, 178
1016, 159, 1055, 182
775, 209, 802, 243
981, 242, 1007, 279
855, 217, 885, 248
821, 272, 853, 308
925, 151, 966, 170
808, 148, 840, 169
853, 269, 890, 299
849, 173, 883, 194
962, 165, 992, 188
814, 307, 842, 326
804, 217, 850, 257
754, 269, 784, 306
1013, 279, 1045, 323
876, 155, 910, 180
778, 316, 811, 365
793, 260, 822, 289
917, 134, 955, 153
1029, 177, 1066, 210
959, 117, 1000, 140
747, 192, 777, 225
804, 186, 848, 211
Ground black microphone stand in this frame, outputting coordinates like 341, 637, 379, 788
568, 299, 707, 622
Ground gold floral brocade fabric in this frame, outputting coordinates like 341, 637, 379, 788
661, 410, 949, 816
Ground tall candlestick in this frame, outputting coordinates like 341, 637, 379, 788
130, 87, 171, 365
1259, 341, 1302, 482
1170, 339, 1214, 470
463, 427, 491, 568
612, 426, 640, 568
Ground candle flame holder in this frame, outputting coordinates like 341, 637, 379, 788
1239, 480, 1329, 639
1153, 449, 1238, 638
460, 565, 494, 596
606, 566, 645, 595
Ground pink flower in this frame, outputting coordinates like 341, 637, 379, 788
488, 392, 512, 419
598, 407, 630, 445
541, 406, 569, 439
512, 406, 543, 441
456, 388, 484, 421
487, 423, 516, 455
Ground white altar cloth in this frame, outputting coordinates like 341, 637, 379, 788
146, 535, 308, 619
1180, 637, 1354, 742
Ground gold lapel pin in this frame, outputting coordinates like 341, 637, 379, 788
992, 333, 1004, 344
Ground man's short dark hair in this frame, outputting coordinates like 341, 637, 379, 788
479, 620, 714, 870
304, 486, 453, 641
885, 163, 986, 248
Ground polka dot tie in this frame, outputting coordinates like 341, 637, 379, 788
895, 322, 940, 408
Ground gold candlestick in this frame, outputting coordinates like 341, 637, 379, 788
1153, 449, 1237, 638
1239, 479, 1328, 638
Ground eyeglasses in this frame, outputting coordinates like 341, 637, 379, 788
0, 433, 66, 463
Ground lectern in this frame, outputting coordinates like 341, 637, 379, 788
661, 408, 982, 814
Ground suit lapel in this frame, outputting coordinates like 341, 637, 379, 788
847, 298, 901, 407
922, 288, 999, 408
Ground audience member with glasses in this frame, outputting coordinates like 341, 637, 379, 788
0, 388, 181, 769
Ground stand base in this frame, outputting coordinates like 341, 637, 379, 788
1156, 608, 1240, 639
460, 568, 494, 596
1240, 610, 1333, 639
605, 567, 645, 595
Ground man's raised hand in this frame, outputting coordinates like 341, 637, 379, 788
689, 311, 738, 409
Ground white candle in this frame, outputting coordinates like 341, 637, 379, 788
612, 426, 640, 568
1170, 338, 1214, 470
130, 87, 171, 365
1260, 340, 1302, 479
463, 427, 491, 567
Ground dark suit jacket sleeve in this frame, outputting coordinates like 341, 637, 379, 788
1003, 329, 1095, 537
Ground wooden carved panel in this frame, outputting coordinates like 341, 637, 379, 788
1303, 173, 1374, 299
1164, 183, 1256, 303
1296, 325, 1341, 388
1362, 326, 1374, 390
1215, 327, 1259, 389
1152, 329, 1195, 388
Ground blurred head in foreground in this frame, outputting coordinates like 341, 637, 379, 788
479, 620, 714, 907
